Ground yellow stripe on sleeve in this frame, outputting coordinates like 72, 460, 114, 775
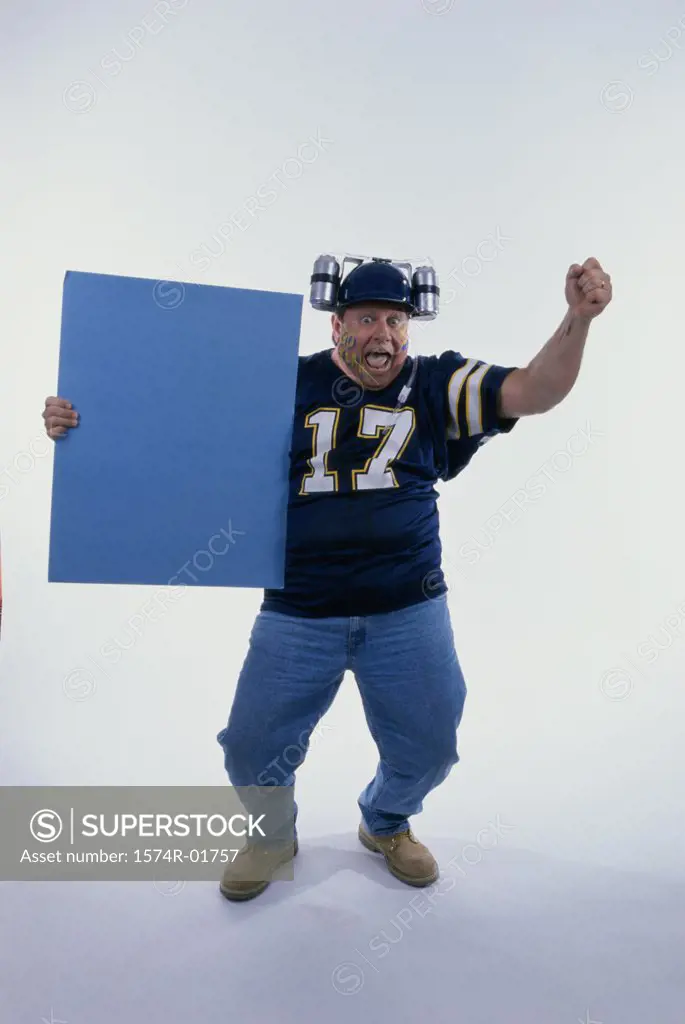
446, 358, 477, 440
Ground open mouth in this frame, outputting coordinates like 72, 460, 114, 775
364, 351, 392, 371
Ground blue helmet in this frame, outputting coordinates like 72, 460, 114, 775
309, 254, 439, 320
336, 259, 415, 315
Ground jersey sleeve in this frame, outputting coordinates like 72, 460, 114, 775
429, 351, 520, 482
439, 351, 519, 440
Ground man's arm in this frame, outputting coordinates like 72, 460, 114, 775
498, 257, 612, 418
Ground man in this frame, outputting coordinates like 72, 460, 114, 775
43, 255, 612, 902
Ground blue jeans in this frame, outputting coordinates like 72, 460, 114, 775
216, 594, 467, 838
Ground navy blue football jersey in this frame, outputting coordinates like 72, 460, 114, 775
261, 348, 518, 617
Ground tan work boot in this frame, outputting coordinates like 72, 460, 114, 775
219, 836, 298, 902
358, 823, 439, 887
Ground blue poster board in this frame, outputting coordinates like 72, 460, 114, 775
48, 271, 302, 588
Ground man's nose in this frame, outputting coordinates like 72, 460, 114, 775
373, 320, 393, 341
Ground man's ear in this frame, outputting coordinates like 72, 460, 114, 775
331, 311, 342, 345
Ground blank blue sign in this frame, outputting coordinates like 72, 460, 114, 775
48, 271, 302, 588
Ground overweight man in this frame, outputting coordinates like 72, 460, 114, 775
43, 255, 612, 901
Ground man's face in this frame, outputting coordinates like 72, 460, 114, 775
331, 302, 410, 390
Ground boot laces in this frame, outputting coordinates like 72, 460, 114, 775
389, 828, 414, 851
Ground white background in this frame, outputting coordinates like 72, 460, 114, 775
1, 1, 684, 1021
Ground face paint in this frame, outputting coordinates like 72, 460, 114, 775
339, 328, 362, 373
339, 328, 356, 353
